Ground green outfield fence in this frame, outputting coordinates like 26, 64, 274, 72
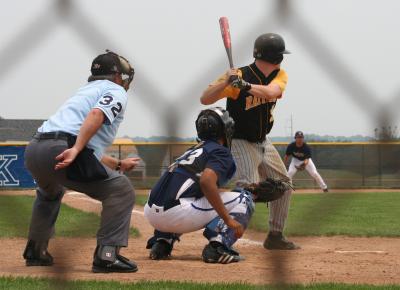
1, 141, 399, 189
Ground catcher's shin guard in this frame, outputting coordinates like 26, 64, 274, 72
203, 191, 254, 248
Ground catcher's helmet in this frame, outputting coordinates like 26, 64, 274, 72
196, 107, 235, 149
253, 33, 290, 64
88, 50, 135, 90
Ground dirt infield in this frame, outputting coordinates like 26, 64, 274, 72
0, 190, 399, 285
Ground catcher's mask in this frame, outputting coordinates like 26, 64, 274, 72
88, 50, 135, 91
253, 33, 290, 64
195, 107, 235, 149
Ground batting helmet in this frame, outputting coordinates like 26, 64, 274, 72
196, 107, 235, 149
88, 50, 135, 91
253, 33, 290, 64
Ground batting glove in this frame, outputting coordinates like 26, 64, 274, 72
230, 76, 252, 91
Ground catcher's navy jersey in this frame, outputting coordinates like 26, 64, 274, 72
148, 140, 236, 207
286, 142, 311, 161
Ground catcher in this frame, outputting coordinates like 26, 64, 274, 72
285, 131, 328, 192
144, 107, 288, 264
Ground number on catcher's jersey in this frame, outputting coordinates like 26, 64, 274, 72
178, 148, 204, 165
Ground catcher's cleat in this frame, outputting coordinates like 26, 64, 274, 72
149, 239, 173, 260
23, 240, 53, 266
202, 241, 243, 264
264, 232, 300, 250
92, 245, 138, 273
323, 188, 329, 193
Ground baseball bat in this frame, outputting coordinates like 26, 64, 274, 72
219, 17, 234, 69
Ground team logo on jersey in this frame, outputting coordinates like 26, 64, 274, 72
245, 95, 276, 111
293, 152, 305, 158
245, 95, 269, 110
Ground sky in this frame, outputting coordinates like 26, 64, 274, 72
1, 0, 399, 138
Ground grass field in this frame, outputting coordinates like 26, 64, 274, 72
251, 192, 400, 236
0, 196, 139, 238
1, 277, 400, 290
136, 192, 400, 236
1, 192, 399, 289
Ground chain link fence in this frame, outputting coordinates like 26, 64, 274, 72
1, 0, 400, 288
106, 142, 400, 189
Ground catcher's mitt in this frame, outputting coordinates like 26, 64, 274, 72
244, 178, 292, 203
295, 162, 306, 171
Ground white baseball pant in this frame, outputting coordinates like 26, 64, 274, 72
288, 158, 327, 190
144, 191, 248, 234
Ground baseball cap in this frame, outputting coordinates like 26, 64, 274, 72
91, 53, 122, 76
294, 131, 304, 138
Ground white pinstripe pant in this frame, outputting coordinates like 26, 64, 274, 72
231, 138, 292, 232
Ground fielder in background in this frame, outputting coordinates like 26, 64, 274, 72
23, 50, 139, 273
285, 131, 329, 192
201, 33, 299, 250
145, 107, 254, 264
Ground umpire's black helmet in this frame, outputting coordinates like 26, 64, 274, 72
253, 33, 290, 64
196, 107, 235, 149
88, 50, 135, 90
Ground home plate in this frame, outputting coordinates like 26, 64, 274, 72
334, 250, 387, 254
237, 239, 263, 246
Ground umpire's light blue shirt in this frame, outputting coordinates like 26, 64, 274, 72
38, 80, 128, 159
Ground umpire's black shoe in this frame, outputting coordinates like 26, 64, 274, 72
323, 188, 329, 193
264, 232, 300, 250
23, 240, 54, 266
202, 241, 243, 264
149, 240, 173, 260
92, 245, 138, 273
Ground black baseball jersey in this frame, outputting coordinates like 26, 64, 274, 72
286, 142, 312, 161
217, 63, 287, 142
148, 140, 236, 207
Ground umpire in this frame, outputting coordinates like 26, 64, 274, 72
23, 50, 139, 273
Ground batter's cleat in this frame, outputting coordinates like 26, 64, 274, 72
202, 241, 243, 264
323, 188, 329, 193
92, 245, 138, 273
23, 240, 54, 266
264, 232, 300, 250
149, 240, 173, 260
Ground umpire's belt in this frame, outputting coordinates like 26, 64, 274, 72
33, 131, 75, 142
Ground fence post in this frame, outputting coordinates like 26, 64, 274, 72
361, 144, 365, 187
378, 144, 382, 187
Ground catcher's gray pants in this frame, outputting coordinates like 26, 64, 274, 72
231, 138, 292, 232
24, 138, 135, 247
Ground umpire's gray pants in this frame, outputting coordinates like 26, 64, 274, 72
231, 138, 292, 232
24, 138, 135, 247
